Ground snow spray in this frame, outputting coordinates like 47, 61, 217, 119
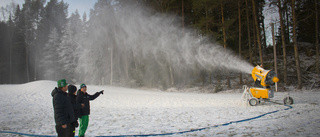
76, 2, 253, 84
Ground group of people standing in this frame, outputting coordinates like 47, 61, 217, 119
51, 79, 104, 137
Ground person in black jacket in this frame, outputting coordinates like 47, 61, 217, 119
67, 84, 84, 137
76, 83, 103, 137
52, 79, 76, 137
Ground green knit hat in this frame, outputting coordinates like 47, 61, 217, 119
57, 79, 68, 88
80, 83, 86, 88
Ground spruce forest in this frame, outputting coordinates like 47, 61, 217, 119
0, 0, 319, 91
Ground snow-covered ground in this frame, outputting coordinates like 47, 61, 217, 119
0, 80, 319, 136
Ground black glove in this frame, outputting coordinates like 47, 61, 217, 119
100, 90, 104, 95
71, 121, 79, 127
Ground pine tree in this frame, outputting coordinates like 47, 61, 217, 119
252, 0, 264, 66
245, 0, 253, 64
35, 0, 67, 80
59, 22, 76, 83
12, 4, 28, 83
238, 0, 243, 85
41, 27, 61, 80
291, 0, 302, 89
278, 0, 288, 85
77, 0, 116, 84
315, 0, 319, 75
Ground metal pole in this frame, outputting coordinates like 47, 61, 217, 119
272, 23, 278, 92
110, 47, 113, 86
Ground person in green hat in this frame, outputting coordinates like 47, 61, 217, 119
51, 79, 76, 137
76, 83, 104, 137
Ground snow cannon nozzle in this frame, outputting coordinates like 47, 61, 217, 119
251, 65, 278, 87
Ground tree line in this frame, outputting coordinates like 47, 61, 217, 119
0, 0, 319, 90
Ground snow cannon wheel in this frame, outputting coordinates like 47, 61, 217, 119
283, 97, 293, 105
249, 98, 259, 106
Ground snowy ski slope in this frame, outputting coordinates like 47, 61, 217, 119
0, 80, 319, 136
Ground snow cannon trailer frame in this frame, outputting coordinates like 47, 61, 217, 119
242, 65, 294, 106
242, 85, 293, 106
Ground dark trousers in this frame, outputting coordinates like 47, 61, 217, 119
55, 123, 73, 137
69, 125, 76, 137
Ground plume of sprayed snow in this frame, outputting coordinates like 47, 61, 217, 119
76, 2, 253, 85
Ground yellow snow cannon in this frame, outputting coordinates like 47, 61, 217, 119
242, 65, 293, 106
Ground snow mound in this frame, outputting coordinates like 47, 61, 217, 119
20, 80, 56, 86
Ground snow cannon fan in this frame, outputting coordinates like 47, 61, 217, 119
242, 65, 294, 106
